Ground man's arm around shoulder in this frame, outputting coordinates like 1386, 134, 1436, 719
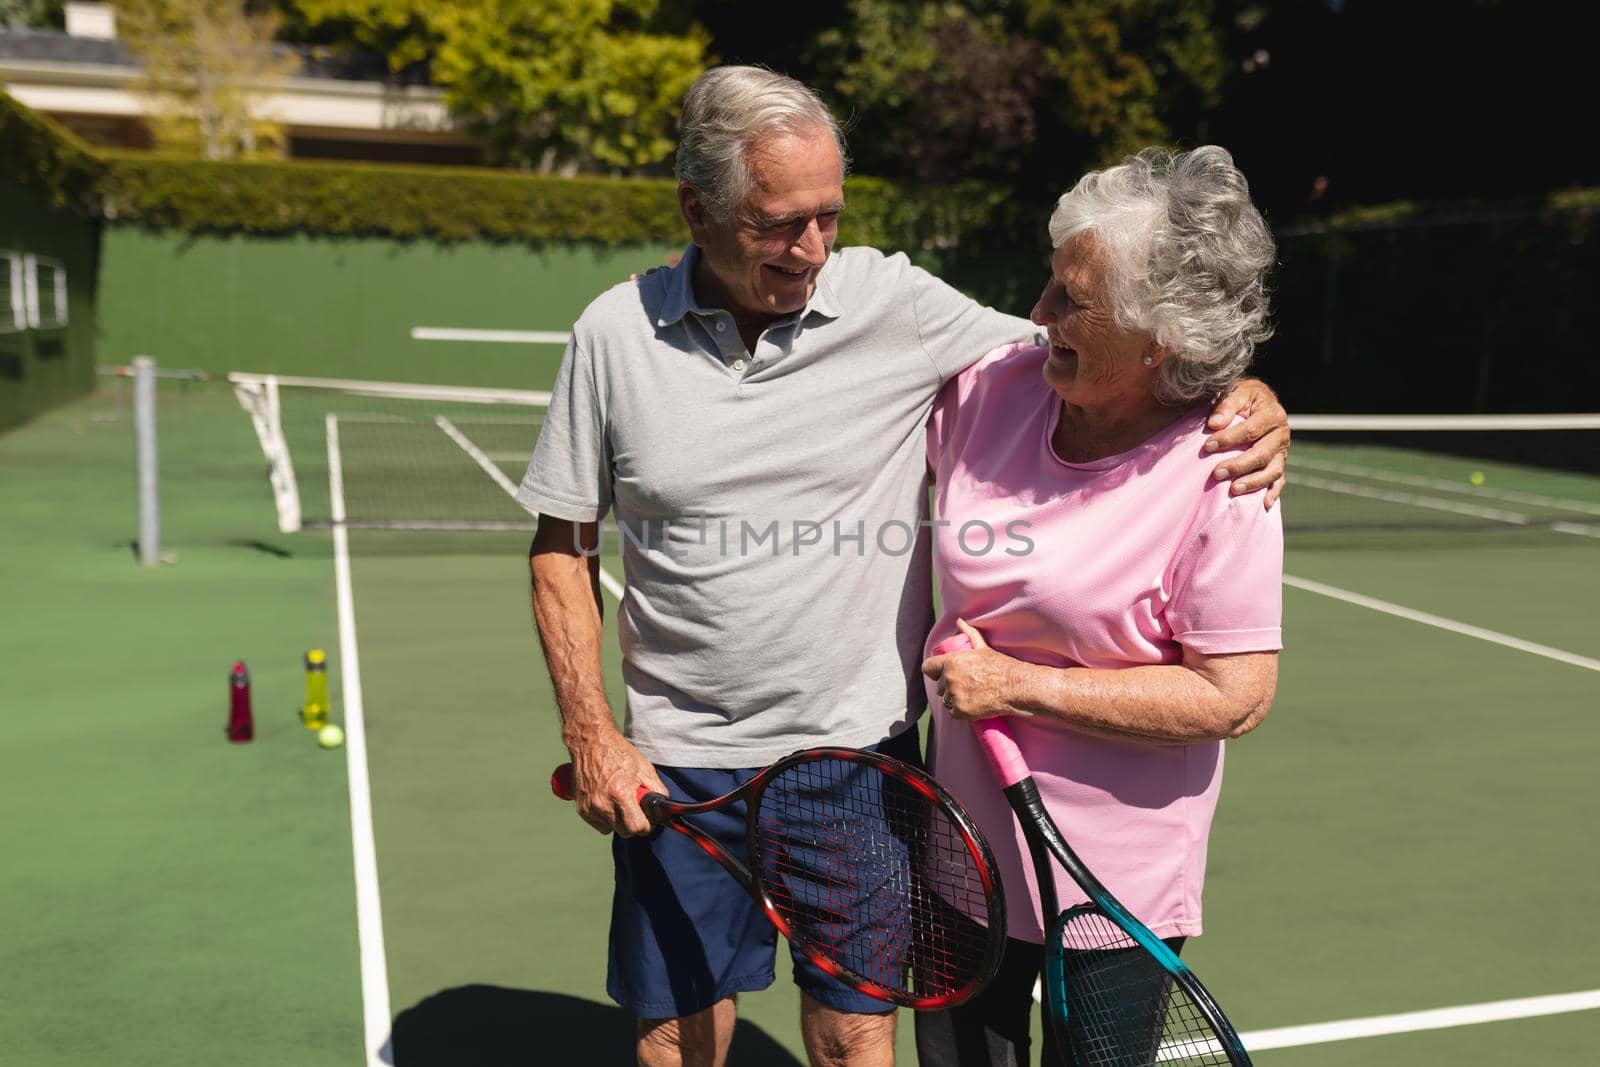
1205, 377, 1290, 507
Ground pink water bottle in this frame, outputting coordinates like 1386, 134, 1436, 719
227, 661, 254, 742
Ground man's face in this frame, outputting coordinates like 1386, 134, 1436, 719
680, 128, 844, 326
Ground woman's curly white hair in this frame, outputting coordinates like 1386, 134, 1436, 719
1048, 146, 1275, 405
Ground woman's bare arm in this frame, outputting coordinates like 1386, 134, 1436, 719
924, 621, 1277, 745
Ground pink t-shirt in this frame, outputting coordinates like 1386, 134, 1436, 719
925, 342, 1283, 943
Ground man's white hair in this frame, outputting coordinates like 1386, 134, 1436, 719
1049, 146, 1276, 404
675, 66, 848, 221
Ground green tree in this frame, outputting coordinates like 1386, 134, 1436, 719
1020, 0, 1229, 163
431, 0, 707, 173
278, 0, 436, 72
0, 0, 62, 28
113, 0, 298, 159
813, 1, 1043, 184
811, 0, 1232, 186
284, 0, 708, 173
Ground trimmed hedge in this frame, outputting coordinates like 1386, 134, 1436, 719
5, 90, 1022, 252
0, 90, 103, 216
92, 151, 1025, 252
96, 151, 688, 243
1274, 186, 1600, 241
4, 87, 1592, 263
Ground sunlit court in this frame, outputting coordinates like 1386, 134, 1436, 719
3, 3, 1595, 1065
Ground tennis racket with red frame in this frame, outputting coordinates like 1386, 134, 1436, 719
932, 634, 1253, 1065
552, 744, 1006, 1010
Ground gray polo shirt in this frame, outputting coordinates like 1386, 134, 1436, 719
518, 244, 1034, 767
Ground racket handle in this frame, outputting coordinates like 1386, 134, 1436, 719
931, 633, 1031, 788
550, 763, 656, 805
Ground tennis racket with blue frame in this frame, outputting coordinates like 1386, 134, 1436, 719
932, 634, 1253, 1066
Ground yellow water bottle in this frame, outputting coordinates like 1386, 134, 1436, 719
301, 649, 330, 730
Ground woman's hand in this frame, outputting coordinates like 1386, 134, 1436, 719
921, 619, 1029, 721
923, 623, 1279, 743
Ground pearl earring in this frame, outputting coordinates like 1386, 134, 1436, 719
1142, 355, 1154, 366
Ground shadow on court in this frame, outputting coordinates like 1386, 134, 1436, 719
387, 985, 805, 1066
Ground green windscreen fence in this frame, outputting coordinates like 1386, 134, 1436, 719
0, 178, 98, 433
96, 227, 678, 391
1258, 207, 1597, 415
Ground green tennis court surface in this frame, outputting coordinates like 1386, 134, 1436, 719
3, 378, 1596, 1064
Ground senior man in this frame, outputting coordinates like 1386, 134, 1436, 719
519, 66, 1288, 1067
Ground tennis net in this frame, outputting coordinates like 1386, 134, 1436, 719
229, 374, 1600, 541
1283, 414, 1600, 536
231, 372, 547, 533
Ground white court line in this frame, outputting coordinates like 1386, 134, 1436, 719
1293, 469, 1600, 538
229, 371, 550, 407
326, 415, 393, 1067
1293, 456, 1600, 517
326, 413, 621, 1060
1295, 473, 1534, 525
436, 416, 520, 496
595, 562, 625, 601
1292, 413, 1600, 431
1551, 521, 1600, 539
310, 519, 536, 532
433, 416, 625, 602
1240, 989, 1600, 1052
1284, 574, 1600, 673
1030, 983, 1600, 1053
411, 326, 570, 345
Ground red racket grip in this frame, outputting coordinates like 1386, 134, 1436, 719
550, 763, 653, 804
931, 632, 1031, 788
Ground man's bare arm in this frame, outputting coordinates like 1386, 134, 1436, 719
529, 515, 662, 836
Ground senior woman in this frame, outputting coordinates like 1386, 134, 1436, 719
915, 146, 1282, 1067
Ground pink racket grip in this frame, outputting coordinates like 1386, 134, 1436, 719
550, 763, 653, 805
931, 633, 1031, 789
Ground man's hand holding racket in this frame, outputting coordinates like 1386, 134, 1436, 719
563, 724, 666, 837
551, 736, 1008, 1009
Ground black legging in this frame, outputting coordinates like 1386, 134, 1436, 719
914, 934, 1185, 1067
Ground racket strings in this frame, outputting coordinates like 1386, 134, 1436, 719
751, 756, 998, 1002
1054, 911, 1232, 1065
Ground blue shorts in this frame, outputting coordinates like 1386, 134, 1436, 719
607, 728, 923, 1019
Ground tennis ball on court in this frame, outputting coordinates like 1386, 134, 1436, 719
1469, 471, 1486, 486
317, 724, 345, 749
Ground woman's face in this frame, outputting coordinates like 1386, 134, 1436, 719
1030, 232, 1159, 411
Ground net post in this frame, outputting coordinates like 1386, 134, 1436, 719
229, 372, 302, 533
133, 355, 160, 566
261, 375, 302, 533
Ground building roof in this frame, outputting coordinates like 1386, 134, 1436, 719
0, 26, 419, 84
1, 23, 462, 146
0, 27, 134, 67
